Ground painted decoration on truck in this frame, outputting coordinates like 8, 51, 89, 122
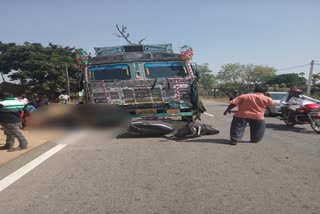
180, 45, 193, 61
76, 50, 90, 65
94, 44, 173, 57
143, 44, 173, 53
94, 46, 125, 57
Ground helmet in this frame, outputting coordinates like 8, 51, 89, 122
288, 88, 303, 97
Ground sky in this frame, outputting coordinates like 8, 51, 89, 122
1, 0, 320, 82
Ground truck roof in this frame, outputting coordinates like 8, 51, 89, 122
94, 44, 173, 57
90, 52, 182, 65
90, 44, 184, 65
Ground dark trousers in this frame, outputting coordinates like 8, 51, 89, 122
230, 117, 265, 143
0, 122, 28, 148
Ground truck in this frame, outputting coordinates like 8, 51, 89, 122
82, 44, 201, 122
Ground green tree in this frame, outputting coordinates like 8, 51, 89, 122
216, 63, 241, 84
0, 42, 82, 98
248, 65, 276, 84
312, 73, 320, 88
217, 63, 275, 85
197, 63, 216, 90
216, 63, 276, 93
266, 73, 306, 88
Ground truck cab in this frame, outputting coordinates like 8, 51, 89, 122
85, 44, 198, 120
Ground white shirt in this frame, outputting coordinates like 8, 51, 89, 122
20, 98, 29, 104
15, 97, 29, 105
59, 94, 70, 100
281, 96, 304, 109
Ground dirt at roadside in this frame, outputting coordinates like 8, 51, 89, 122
0, 129, 65, 165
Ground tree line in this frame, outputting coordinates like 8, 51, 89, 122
0, 42, 82, 100
196, 63, 319, 96
0, 41, 319, 99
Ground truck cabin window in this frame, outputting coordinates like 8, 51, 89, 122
89, 64, 131, 81
144, 62, 188, 79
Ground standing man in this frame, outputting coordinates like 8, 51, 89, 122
229, 90, 240, 101
223, 85, 275, 145
38, 96, 49, 107
59, 92, 69, 104
17, 94, 29, 105
21, 102, 36, 129
0, 92, 29, 151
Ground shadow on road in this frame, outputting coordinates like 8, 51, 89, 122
266, 123, 316, 134
117, 133, 164, 138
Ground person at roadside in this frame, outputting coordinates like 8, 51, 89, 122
38, 96, 49, 107
281, 87, 304, 111
25, 102, 37, 113
229, 90, 239, 101
21, 102, 36, 129
280, 87, 304, 121
0, 92, 29, 151
59, 92, 69, 104
223, 85, 275, 145
17, 94, 29, 105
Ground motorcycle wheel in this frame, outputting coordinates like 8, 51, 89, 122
310, 118, 320, 134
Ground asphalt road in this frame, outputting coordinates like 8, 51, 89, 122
0, 101, 319, 214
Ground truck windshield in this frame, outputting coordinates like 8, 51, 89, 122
89, 64, 131, 81
144, 62, 188, 79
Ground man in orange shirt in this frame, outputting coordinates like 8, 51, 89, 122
223, 85, 275, 145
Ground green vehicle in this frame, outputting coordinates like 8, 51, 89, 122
83, 44, 200, 121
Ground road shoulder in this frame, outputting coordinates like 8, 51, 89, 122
0, 129, 65, 166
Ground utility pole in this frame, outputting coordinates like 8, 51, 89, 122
307, 60, 314, 96
65, 64, 70, 99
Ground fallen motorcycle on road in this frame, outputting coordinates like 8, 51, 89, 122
117, 119, 220, 140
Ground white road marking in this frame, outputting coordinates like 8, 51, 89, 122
204, 112, 215, 117
0, 144, 67, 192
0, 131, 88, 192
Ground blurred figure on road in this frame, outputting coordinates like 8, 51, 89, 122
223, 85, 275, 145
0, 91, 29, 151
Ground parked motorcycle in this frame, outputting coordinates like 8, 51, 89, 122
281, 103, 320, 134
